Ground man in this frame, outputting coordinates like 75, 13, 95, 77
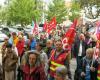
44, 40, 53, 58
49, 39, 71, 80
73, 33, 87, 69
2, 43, 18, 80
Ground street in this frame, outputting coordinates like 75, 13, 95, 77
70, 58, 76, 80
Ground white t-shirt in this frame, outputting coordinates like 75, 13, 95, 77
78, 42, 82, 56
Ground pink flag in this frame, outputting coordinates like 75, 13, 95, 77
33, 22, 39, 35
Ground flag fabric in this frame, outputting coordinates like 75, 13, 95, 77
43, 21, 48, 31
93, 46, 99, 60
96, 21, 100, 40
62, 19, 77, 50
93, 21, 100, 59
46, 17, 56, 34
33, 22, 39, 36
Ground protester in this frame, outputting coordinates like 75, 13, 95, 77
36, 42, 48, 76
1, 37, 9, 80
21, 50, 46, 80
2, 43, 18, 80
9, 32, 18, 46
49, 39, 71, 80
16, 35, 25, 80
79, 48, 97, 80
73, 33, 87, 69
28, 34, 37, 50
16, 35, 25, 58
44, 39, 53, 58
1, 37, 9, 51
55, 66, 69, 80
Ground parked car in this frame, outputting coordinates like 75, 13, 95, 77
16, 27, 24, 31
1, 27, 10, 37
24, 28, 32, 33
9, 28, 19, 35
0, 31, 8, 42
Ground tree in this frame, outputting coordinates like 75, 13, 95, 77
79, 0, 100, 19
68, 1, 81, 21
46, 0, 68, 24
5, 0, 43, 26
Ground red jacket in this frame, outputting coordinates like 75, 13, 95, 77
22, 64, 46, 80
49, 50, 68, 77
16, 40, 24, 57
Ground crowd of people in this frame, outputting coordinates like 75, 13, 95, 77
0, 22, 100, 80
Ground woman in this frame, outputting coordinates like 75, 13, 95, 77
79, 48, 97, 80
21, 50, 46, 80
16, 35, 25, 58
16, 35, 25, 80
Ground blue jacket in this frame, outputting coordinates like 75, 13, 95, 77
30, 39, 37, 50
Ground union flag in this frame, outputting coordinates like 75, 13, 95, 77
46, 17, 56, 34
43, 21, 48, 31
33, 22, 39, 35
62, 19, 77, 50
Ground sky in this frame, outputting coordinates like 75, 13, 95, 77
0, 0, 5, 6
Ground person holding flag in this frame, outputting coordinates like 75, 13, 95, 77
48, 39, 72, 80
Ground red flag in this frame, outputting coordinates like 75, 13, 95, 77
96, 21, 100, 40
33, 22, 39, 35
95, 21, 100, 49
43, 21, 48, 31
62, 19, 77, 50
46, 17, 56, 34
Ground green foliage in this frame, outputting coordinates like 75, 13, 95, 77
1, 0, 43, 26
47, 0, 68, 24
69, 1, 81, 21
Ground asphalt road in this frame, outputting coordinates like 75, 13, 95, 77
70, 58, 76, 80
